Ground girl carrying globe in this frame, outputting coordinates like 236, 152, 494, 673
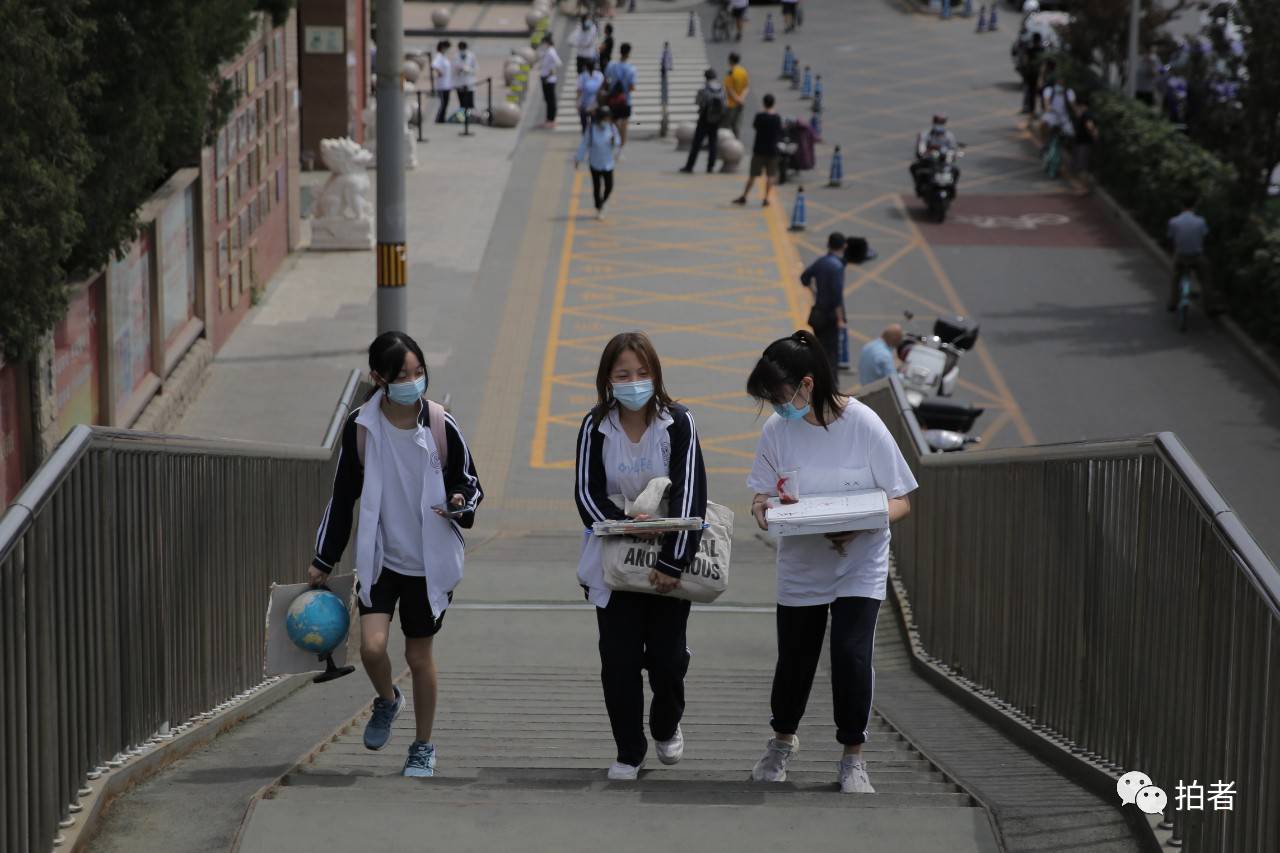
308, 331, 482, 777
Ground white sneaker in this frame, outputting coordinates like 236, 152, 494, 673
656, 725, 684, 765
751, 737, 797, 782
839, 755, 876, 793
607, 760, 644, 780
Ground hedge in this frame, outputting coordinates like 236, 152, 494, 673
1068, 84, 1280, 348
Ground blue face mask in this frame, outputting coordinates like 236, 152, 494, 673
773, 386, 811, 420
612, 379, 654, 411
386, 376, 426, 405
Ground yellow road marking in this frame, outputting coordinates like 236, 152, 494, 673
531, 170, 583, 469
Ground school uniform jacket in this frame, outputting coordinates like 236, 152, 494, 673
312, 389, 482, 614
575, 403, 708, 580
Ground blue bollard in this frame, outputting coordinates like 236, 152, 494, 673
688, 10, 697, 37
838, 326, 851, 370
781, 46, 795, 79
800, 66, 813, 99
789, 187, 807, 231
764, 13, 775, 41
976, 5, 987, 32
989, 5, 998, 30
828, 145, 844, 187
941, 0, 951, 20
810, 112, 822, 140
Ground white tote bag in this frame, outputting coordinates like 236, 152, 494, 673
600, 478, 734, 603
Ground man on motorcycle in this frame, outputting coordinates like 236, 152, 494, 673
910, 114, 959, 197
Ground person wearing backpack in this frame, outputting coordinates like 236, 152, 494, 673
308, 331, 483, 778
681, 69, 727, 174
575, 106, 622, 220
603, 43, 637, 150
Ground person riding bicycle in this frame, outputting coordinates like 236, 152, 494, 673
910, 114, 958, 195
1166, 198, 1222, 315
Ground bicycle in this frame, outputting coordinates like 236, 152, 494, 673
711, 2, 732, 42
1175, 266, 1194, 332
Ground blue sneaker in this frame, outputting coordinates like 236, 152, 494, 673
363, 686, 403, 751
403, 740, 436, 777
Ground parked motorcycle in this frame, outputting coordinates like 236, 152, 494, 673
912, 148, 963, 223
897, 311, 985, 447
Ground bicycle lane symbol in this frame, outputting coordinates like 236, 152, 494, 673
951, 213, 1072, 230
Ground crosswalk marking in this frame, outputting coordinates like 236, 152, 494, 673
554, 12, 709, 133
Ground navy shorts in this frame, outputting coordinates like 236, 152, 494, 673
357, 569, 450, 638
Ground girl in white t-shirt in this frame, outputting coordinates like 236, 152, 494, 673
574, 332, 708, 781
744, 330, 917, 794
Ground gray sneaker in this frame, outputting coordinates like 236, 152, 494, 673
363, 686, 403, 750
403, 740, 436, 777
839, 755, 875, 793
752, 737, 798, 782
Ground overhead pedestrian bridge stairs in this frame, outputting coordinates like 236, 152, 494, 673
3, 374, 1277, 853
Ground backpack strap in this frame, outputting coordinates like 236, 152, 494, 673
427, 399, 449, 471
354, 399, 448, 471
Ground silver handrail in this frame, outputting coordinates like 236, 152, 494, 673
861, 375, 1279, 851
0, 370, 363, 853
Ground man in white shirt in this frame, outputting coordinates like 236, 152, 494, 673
452, 41, 478, 114
538, 34, 563, 128
730, 0, 750, 42
569, 15, 600, 76
431, 40, 454, 124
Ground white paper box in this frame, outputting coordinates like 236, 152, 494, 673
765, 490, 890, 537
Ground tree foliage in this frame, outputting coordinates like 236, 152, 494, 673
0, 0, 94, 363
1063, 0, 1192, 77
0, 0, 295, 363
1230, 0, 1280, 204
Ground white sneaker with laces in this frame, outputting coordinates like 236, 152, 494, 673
751, 737, 798, 782
839, 755, 875, 793
607, 760, 644, 780
656, 725, 684, 765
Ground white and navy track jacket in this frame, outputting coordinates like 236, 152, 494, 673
312, 396, 482, 610
574, 403, 708, 578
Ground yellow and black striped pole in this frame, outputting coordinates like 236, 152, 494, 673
375, 0, 408, 334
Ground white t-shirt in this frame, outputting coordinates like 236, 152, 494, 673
431, 53, 453, 91
453, 51, 477, 89
538, 46, 562, 82
747, 399, 917, 605
378, 412, 428, 576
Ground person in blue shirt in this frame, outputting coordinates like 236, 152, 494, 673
800, 233, 848, 379
576, 106, 622, 221
857, 325, 904, 387
603, 43, 637, 150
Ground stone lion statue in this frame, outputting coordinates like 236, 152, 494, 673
315, 138, 373, 220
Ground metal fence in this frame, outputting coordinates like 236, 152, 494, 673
861, 378, 1280, 852
0, 371, 362, 853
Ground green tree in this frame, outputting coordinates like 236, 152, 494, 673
0, 0, 294, 362
1230, 0, 1280, 204
1063, 0, 1192, 81
0, 0, 94, 363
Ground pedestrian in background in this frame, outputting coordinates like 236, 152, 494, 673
732, 93, 782, 208
604, 43, 638, 151
577, 58, 605, 132
453, 41, 478, 115
599, 22, 615, 70
309, 331, 483, 778
781, 0, 800, 33
571, 14, 600, 75
431, 41, 454, 123
797, 232, 848, 379
576, 106, 622, 221
723, 53, 750, 138
538, 34, 563, 128
1071, 94, 1098, 186
857, 325, 904, 387
744, 331, 917, 795
574, 332, 708, 781
680, 69, 726, 174
729, 0, 749, 42
1016, 33, 1044, 115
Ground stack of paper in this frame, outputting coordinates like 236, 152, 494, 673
592, 517, 705, 536
765, 490, 889, 537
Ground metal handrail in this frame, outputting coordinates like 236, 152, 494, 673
0, 370, 362, 853
861, 375, 1279, 851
